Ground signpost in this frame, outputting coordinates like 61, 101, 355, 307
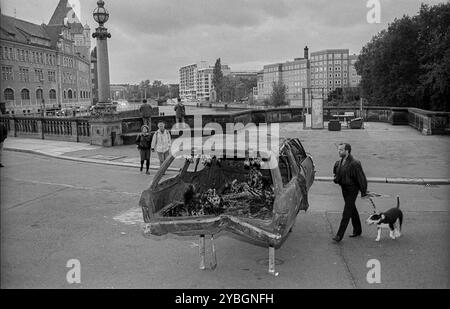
302, 88, 325, 129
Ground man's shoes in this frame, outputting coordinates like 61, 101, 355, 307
332, 236, 342, 243
349, 233, 362, 238
146, 171, 150, 175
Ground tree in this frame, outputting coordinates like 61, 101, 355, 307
355, 2, 450, 111
212, 58, 224, 101
270, 81, 288, 107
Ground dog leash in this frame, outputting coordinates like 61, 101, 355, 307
367, 197, 377, 213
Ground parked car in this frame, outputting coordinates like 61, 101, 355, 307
140, 134, 315, 274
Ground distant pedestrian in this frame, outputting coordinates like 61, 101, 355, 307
332, 143, 368, 243
139, 99, 153, 127
151, 122, 171, 166
136, 125, 152, 174
174, 98, 186, 124
0, 122, 7, 167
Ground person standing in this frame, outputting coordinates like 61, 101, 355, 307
332, 143, 368, 242
174, 98, 186, 124
139, 99, 153, 127
151, 122, 171, 166
0, 122, 7, 168
136, 125, 152, 174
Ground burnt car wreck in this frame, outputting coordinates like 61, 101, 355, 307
140, 135, 315, 275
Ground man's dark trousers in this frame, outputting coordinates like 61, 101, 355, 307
336, 185, 362, 238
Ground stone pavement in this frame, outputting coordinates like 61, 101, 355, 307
1, 151, 448, 288
3, 122, 449, 183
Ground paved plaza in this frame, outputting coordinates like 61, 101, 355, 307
1, 122, 449, 288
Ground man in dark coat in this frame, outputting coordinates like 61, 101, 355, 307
174, 98, 185, 123
139, 99, 153, 127
0, 122, 7, 167
332, 143, 368, 242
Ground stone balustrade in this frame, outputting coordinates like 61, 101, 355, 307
0, 106, 448, 146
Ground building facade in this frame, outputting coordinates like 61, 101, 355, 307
0, 0, 92, 115
258, 47, 310, 106
257, 47, 361, 105
310, 49, 350, 97
179, 61, 231, 102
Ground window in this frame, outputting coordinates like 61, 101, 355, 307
36, 89, 43, 100
63, 90, 66, 99
2, 66, 13, 80
48, 70, 56, 82
68, 89, 73, 99
4, 88, 14, 101
35, 69, 44, 82
49, 89, 57, 100
21, 89, 30, 100
19, 67, 29, 82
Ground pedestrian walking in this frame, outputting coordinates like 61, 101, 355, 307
0, 122, 7, 168
332, 143, 368, 242
151, 122, 171, 166
136, 125, 152, 174
139, 99, 153, 127
174, 98, 186, 124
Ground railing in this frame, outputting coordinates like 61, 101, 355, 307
1, 115, 91, 142
408, 108, 450, 135
1, 105, 448, 146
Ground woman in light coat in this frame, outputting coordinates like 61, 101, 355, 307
151, 122, 172, 166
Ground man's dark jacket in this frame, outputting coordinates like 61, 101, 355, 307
333, 154, 368, 196
0, 124, 7, 143
139, 103, 153, 118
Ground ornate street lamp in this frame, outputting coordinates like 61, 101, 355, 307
93, 0, 109, 25
91, 0, 114, 116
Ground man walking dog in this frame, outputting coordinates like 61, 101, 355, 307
332, 143, 368, 243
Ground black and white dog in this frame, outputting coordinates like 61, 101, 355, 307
366, 196, 403, 242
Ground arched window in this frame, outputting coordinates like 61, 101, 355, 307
63, 90, 67, 99
49, 89, 57, 100
68, 89, 73, 99
21, 89, 30, 100
4, 88, 14, 101
36, 89, 43, 100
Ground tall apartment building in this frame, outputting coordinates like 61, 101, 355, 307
259, 46, 311, 106
179, 61, 231, 102
0, 0, 92, 115
310, 49, 350, 97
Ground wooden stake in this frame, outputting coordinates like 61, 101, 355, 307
199, 235, 205, 270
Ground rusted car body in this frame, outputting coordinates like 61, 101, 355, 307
140, 134, 315, 274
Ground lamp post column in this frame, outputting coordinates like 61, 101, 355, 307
92, 0, 114, 114
89, 0, 122, 146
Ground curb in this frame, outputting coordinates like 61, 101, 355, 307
5, 147, 450, 185
4, 147, 179, 172
315, 176, 450, 185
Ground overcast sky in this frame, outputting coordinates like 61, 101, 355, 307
1, 0, 446, 84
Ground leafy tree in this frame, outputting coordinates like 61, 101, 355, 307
212, 58, 224, 101
355, 2, 450, 111
270, 81, 288, 107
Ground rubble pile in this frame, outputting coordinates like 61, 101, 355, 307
162, 168, 275, 219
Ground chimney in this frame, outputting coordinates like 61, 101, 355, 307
304, 46, 309, 60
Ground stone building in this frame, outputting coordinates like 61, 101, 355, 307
0, 0, 92, 115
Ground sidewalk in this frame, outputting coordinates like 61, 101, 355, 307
3, 121, 450, 184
